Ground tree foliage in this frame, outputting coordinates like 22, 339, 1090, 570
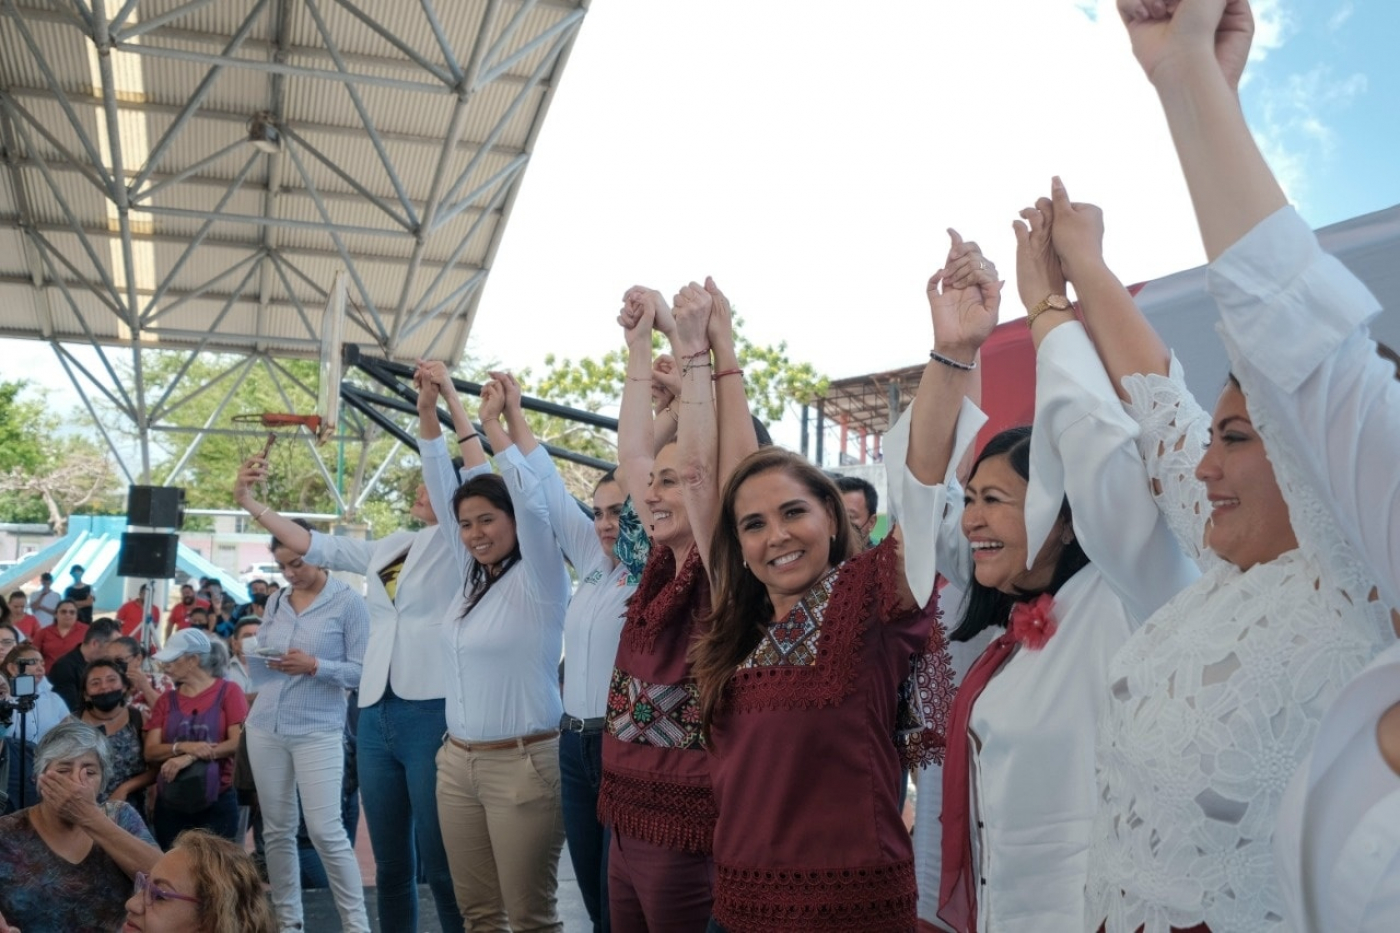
514, 316, 828, 500
0, 379, 122, 530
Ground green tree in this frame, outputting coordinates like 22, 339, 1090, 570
514, 316, 828, 499
0, 379, 122, 529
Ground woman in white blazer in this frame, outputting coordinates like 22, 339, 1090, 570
235, 443, 468, 933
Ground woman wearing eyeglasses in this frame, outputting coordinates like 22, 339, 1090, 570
0, 720, 161, 933
122, 828, 275, 933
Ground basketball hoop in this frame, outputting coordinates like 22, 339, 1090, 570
231, 412, 328, 442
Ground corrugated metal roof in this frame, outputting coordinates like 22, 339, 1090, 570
0, 0, 589, 396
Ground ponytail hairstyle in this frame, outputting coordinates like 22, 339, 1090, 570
948, 426, 1090, 643
452, 473, 522, 617
692, 447, 856, 738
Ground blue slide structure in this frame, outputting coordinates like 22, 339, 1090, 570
0, 516, 249, 610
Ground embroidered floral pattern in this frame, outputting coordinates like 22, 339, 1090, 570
605, 668, 704, 749
894, 619, 953, 769
1087, 364, 1391, 933
742, 570, 836, 669
712, 858, 918, 932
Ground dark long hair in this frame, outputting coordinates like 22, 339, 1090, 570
452, 473, 522, 617
949, 426, 1090, 643
692, 448, 857, 737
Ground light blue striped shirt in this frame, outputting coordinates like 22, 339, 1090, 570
245, 575, 369, 735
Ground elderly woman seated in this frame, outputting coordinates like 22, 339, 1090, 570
122, 828, 275, 933
0, 720, 161, 932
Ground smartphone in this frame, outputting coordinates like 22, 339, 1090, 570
254, 646, 284, 658
11, 674, 36, 698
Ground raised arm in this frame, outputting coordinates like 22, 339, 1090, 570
233, 459, 312, 554
615, 287, 661, 527
1017, 193, 1200, 623
651, 353, 681, 453
905, 230, 1000, 488
888, 231, 1000, 606
704, 278, 759, 479
418, 360, 487, 466
672, 280, 721, 569
415, 366, 486, 574
1119, 0, 1282, 260
1124, 0, 1400, 605
1047, 178, 1170, 395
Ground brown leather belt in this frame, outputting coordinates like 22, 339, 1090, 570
445, 729, 559, 753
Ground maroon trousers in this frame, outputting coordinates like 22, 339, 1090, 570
608, 831, 714, 933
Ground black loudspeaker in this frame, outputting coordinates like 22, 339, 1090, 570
117, 532, 179, 579
126, 485, 186, 529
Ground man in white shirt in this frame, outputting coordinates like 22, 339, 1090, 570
28, 573, 59, 628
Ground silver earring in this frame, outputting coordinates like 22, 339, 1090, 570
742, 560, 748, 569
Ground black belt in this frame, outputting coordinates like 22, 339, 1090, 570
559, 713, 606, 735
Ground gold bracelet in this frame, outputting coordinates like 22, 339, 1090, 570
253, 505, 270, 522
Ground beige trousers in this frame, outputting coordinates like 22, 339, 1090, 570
435, 734, 565, 932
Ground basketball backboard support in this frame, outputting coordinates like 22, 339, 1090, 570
318, 270, 347, 442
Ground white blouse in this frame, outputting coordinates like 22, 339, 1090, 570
890, 322, 1194, 933
1086, 358, 1391, 933
1210, 205, 1400, 932
421, 437, 570, 742
519, 449, 636, 719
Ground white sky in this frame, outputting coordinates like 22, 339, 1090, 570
4, 0, 1355, 455
469, 0, 1206, 386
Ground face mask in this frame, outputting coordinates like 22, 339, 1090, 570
89, 690, 126, 713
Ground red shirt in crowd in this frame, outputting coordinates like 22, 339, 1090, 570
32, 622, 88, 669
147, 679, 249, 792
165, 599, 210, 634
116, 599, 162, 637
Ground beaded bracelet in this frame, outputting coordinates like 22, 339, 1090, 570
929, 349, 977, 372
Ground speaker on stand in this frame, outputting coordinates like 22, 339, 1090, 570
119, 485, 186, 654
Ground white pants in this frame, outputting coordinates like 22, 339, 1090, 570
246, 726, 369, 933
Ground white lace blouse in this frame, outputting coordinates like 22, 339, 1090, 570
1086, 361, 1392, 933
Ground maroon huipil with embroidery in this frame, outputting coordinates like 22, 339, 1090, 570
599, 540, 716, 853
707, 537, 954, 933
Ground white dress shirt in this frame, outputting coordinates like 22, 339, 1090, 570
518, 452, 637, 720
888, 323, 1192, 933
304, 522, 458, 707
1210, 205, 1400, 932
420, 437, 570, 742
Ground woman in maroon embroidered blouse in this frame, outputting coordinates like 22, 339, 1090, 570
679, 293, 953, 931
597, 280, 757, 932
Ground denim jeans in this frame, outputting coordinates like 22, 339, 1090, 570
559, 727, 610, 932
357, 692, 462, 933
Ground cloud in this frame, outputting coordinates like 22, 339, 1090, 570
1327, 3, 1354, 32
1250, 65, 1368, 206
1248, 0, 1293, 63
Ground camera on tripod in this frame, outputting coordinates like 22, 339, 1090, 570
0, 660, 39, 729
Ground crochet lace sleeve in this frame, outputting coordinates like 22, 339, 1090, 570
1119, 358, 1220, 572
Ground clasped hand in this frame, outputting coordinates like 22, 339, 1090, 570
927, 228, 1002, 359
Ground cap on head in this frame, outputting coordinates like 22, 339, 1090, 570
153, 628, 212, 663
